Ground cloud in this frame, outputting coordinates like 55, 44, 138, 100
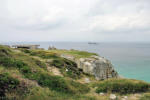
84, 0, 150, 33
0, 0, 150, 42
87, 13, 150, 33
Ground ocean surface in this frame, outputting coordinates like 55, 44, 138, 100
2, 42, 150, 82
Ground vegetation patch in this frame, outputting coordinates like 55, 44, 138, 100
24, 71, 89, 94
23, 49, 83, 79
34, 59, 47, 69
48, 49, 98, 58
25, 50, 60, 59
26, 87, 94, 100
0, 56, 27, 69
22, 49, 98, 59
140, 93, 150, 100
37, 73, 71, 93
94, 79, 150, 94
49, 58, 82, 79
0, 45, 11, 57
65, 50, 98, 58
20, 48, 32, 54
0, 73, 19, 97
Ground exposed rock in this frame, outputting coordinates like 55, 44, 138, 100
121, 96, 128, 100
46, 59, 53, 63
61, 54, 118, 80
84, 78, 90, 83
99, 92, 104, 96
47, 66, 63, 77
61, 54, 75, 61
110, 94, 117, 100
66, 69, 68, 72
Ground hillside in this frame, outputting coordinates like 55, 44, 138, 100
0, 45, 150, 100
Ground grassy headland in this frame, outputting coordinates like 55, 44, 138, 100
0, 45, 150, 100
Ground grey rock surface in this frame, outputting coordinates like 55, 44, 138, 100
61, 54, 118, 80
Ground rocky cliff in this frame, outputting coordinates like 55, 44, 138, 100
61, 54, 118, 80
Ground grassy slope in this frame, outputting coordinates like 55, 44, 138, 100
0, 45, 150, 100
21, 49, 98, 58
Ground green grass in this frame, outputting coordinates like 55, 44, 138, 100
0, 56, 27, 68
23, 49, 60, 59
94, 79, 150, 94
0, 54, 34, 78
21, 49, 98, 59
48, 49, 98, 58
140, 93, 150, 100
25, 87, 95, 100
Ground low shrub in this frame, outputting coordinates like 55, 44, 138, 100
95, 79, 150, 94
0, 73, 19, 97
37, 73, 71, 93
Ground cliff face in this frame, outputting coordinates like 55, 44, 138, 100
61, 54, 118, 80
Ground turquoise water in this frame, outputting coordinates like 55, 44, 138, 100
2, 42, 150, 82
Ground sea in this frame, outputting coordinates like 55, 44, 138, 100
2, 42, 150, 82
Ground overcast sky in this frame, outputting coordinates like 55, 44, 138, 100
0, 0, 150, 42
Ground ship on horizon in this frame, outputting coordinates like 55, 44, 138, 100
88, 42, 99, 45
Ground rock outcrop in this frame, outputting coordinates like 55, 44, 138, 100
61, 54, 118, 80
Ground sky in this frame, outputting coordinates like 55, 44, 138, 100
0, 0, 150, 42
